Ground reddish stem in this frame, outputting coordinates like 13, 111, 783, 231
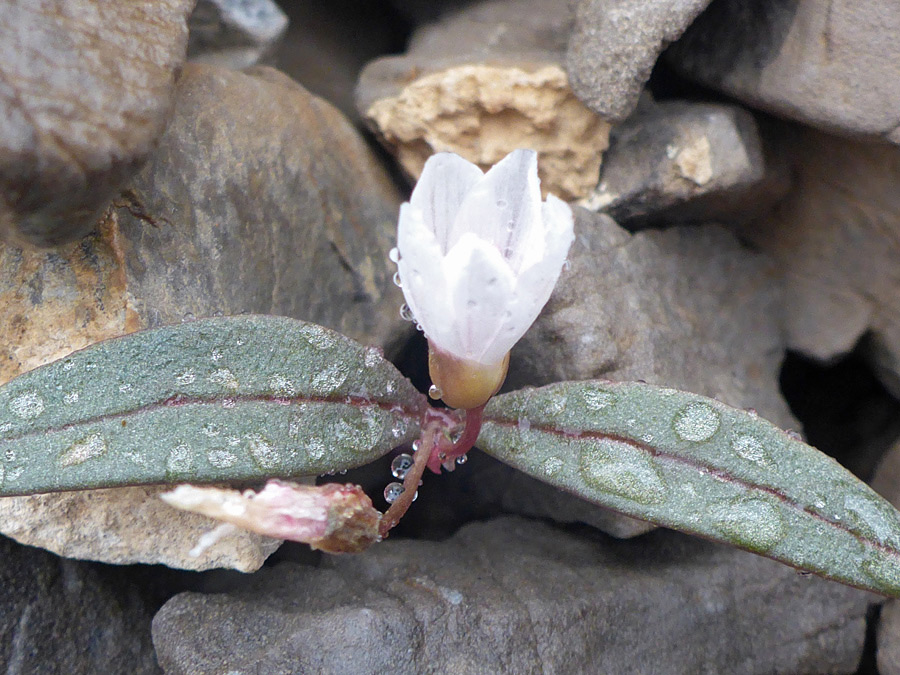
426, 404, 484, 473
378, 419, 437, 538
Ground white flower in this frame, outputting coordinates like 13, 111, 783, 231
395, 149, 574, 408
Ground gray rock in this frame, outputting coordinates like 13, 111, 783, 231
668, 0, 900, 144
0, 0, 194, 247
566, 0, 712, 122
879, 599, 900, 675
187, 0, 288, 70
272, 2, 404, 123
117, 62, 407, 350
0, 62, 407, 570
582, 100, 789, 227
0, 535, 159, 674
739, 126, 900, 397
356, 0, 611, 200
152, 516, 873, 674
509, 209, 796, 430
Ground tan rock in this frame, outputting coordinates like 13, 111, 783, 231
0, 63, 407, 571
356, 0, 610, 200
0, 487, 281, 572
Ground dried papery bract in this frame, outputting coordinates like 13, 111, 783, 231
162, 480, 381, 554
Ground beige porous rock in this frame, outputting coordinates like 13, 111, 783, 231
356, 0, 610, 200
0, 486, 282, 572
363, 64, 609, 200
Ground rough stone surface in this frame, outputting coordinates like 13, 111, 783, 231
0, 534, 159, 673
0, 63, 406, 571
0, 487, 282, 572
879, 599, 900, 675
668, 0, 900, 144
273, 2, 406, 123
187, 0, 288, 70
566, 0, 712, 122
356, 0, 610, 200
581, 100, 789, 227
740, 127, 900, 396
152, 517, 872, 674
509, 208, 796, 430
0, 0, 194, 247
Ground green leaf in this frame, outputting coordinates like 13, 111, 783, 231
0, 316, 425, 495
479, 380, 900, 597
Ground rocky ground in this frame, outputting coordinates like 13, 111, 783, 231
2, 0, 900, 673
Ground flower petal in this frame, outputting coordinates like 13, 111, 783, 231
449, 149, 542, 269
508, 194, 575, 334
410, 152, 484, 252
397, 203, 457, 350
444, 233, 518, 364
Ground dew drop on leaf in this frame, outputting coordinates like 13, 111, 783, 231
9, 392, 45, 420
708, 498, 786, 553
673, 401, 720, 442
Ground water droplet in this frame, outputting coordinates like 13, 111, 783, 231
785, 429, 803, 441
844, 491, 900, 545
182, 312, 196, 322
411, 439, 421, 453
393, 271, 402, 287
389, 247, 400, 263
562, 259, 571, 271
267, 374, 296, 397
118, 383, 133, 394
246, 433, 279, 469
505, 220, 515, 231
744, 408, 759, 419
580, 387, 616, 411
708, 498, 786, 553
213, 309, 224, 317
63, 391, 80, 404
210, 348, 223, 362
391, 453, 414, 478
673, 401, 720, 442
384, 482, 405, 503
299, 325, 338, 350
579, 439, 666, 504
517, 417, 531, 431
399, 304, 415, 322
208, 368, 239, 390
542, 457, 564, 476
207, 447, 238, 468
167, 444, 193, 474
456, 454, 468, 465
175, 369, 196, 385
5, 448, 15, 462
415, 323, 425, 333
731, 434, 773, 467
9, 392, 45, 420
59, 434, 108, 467
428, 385, 443, 400
391, 418, 409, 439
222, 398, 236, 409
311, 362, 350, 394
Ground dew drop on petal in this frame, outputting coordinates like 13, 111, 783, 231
391, 453, 414, 479
399, 304, 415, 322
411, 439, 421, 453
384, 482, 405, 504
456, 454, 468, 465
428, 385, 443, 400
393, 271, 402, 287
389, 247, 400, 263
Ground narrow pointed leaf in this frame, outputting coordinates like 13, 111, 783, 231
0, 316, 426, 495
479, 380, 900, 597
